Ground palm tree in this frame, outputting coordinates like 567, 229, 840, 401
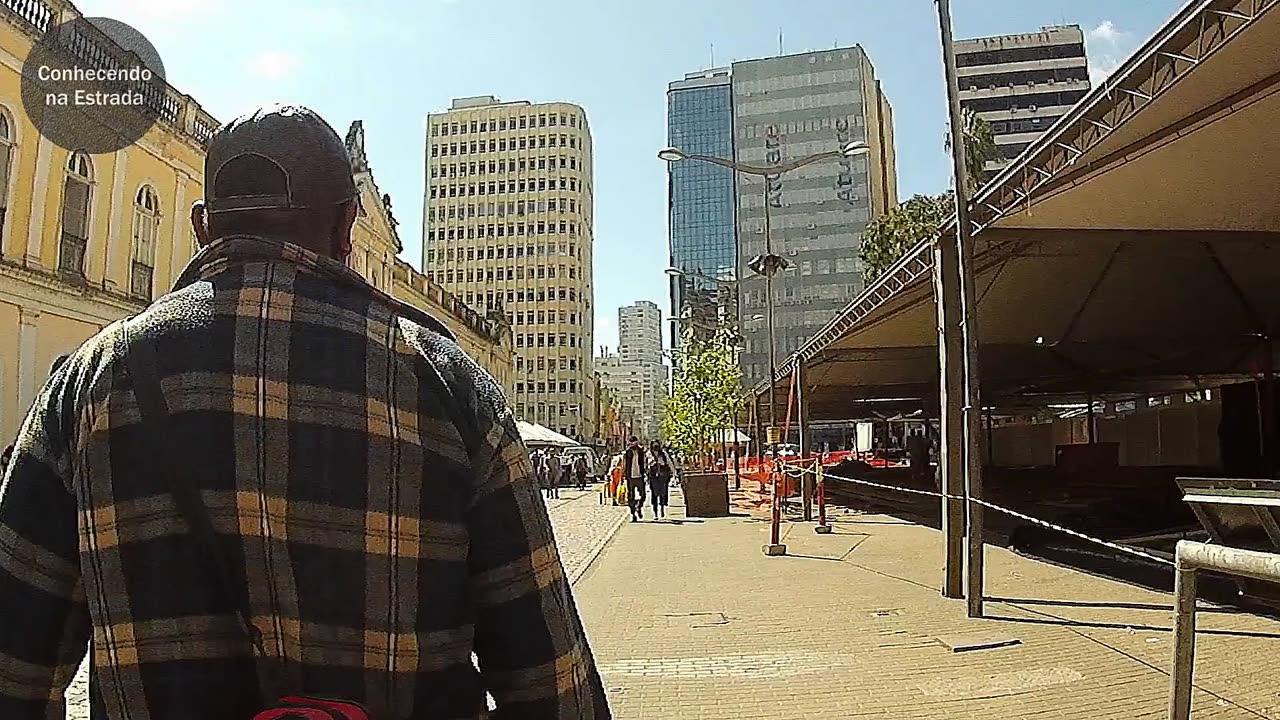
944, 108, 998, 194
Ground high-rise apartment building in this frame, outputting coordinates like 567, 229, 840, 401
422, 96, 596, 441
666, 68, 737, 350
599, 300, 668, 439
956, 25, 1091, 176
619, 300, 662, 365
730, 46, 898, 388
596, 352, 668, 441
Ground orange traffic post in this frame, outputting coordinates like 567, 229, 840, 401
765, 368, 799, 557
763, 424, 786, 556
814, 460, 831, 534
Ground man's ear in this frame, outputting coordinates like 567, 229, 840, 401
191, 201, 211, 247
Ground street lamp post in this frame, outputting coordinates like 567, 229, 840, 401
937, 0, 988, 619
661, 141, 871, 556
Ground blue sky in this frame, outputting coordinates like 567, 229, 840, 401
80, 0, 1180, 350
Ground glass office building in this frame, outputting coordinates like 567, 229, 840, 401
666, 68, 737, 349
731, 47, 898, 389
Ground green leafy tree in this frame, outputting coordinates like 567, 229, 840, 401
859, 193, 954, 282
946, 108, 998, 195
859, 110, 998, 282
660, 327, 743, 467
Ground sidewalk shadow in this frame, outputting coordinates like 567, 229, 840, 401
989, 596, 1244, 615
985, 611, 1280, 640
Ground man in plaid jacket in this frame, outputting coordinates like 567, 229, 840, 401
0, 105, 610, 719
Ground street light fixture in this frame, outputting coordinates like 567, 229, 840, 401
660, 140, 873, 556
657, 147, 688, 163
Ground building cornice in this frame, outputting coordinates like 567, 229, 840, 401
0, 257, 145, 324
1, 0, 222, 159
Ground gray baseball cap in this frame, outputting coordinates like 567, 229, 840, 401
204, 104, 356, 214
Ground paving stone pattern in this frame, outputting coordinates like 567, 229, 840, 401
65, 486, 627, 718
572, 498, 1280, 719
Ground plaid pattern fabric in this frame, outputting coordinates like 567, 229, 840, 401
0, 236, 610, 720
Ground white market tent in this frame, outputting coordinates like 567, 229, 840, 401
715, 428, 753, 444
516, 421, 579, 448
751, 0, 1280, 422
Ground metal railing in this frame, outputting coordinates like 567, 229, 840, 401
1169, 541, 1280, 719
1, 0, 52, 33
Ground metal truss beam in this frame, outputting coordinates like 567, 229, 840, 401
972, 0, 1278, 235
746, 0, 1278, 406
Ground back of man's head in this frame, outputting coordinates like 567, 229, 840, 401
194, 104, 358, 260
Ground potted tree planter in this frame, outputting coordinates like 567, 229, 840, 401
681, 471, 730, 517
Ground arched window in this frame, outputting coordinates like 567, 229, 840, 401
0, 111, 14, 243
131, 185, 161, 299
59, 152, 93, 276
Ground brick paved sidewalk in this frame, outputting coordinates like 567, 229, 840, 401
573, 494, 1280, 719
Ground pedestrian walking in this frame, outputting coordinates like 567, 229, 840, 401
622, 436, 648, 522
573, 454, 589, 491
535, 448, 550, 499
0, 104, 610, 719
647, 440, 674, 519
548, 453, 563, 499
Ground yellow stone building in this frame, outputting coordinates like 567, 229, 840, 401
0, 0, 510, 443
422, 96, 596, 444
344, 121, 512, 393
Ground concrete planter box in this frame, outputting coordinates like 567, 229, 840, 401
682, 472, 730, 518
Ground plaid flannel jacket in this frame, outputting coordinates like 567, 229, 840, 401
0, 236, 610, 720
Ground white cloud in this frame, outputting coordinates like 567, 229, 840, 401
247, 50, 300, 81
1089, 58, 1123, 85
1088, 20, 1128, 45
1086, 21, 1133, 85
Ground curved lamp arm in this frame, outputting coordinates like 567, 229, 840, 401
682, 150, 849, 177
669, 266, 739, 286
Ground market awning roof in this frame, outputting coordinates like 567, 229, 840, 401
716, 428, 753, 444
753, 0, 1280, 423
517, 421, 579, 447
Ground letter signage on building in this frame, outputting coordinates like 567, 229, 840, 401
764, 124, 784, 209
834, 117, 861, 209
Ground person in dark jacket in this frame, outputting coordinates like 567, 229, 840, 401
548, 454, 562, 499
0, 104, 610, 720
621, 436, 647, 521
647, 441, 674, 519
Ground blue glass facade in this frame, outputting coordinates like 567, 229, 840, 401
666, 71, 736, 347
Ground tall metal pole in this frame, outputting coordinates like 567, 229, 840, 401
933, 235, 965, 599
763, 174, 786, 555
764, 176, 779, 448
798, 360, 813, 521
937, 0, 986, 617
1262, 337, 1276, 478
